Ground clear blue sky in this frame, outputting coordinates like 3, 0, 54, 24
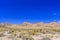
0, 0, 60, 24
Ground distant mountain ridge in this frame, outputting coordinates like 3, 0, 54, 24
0, 22, 60, 28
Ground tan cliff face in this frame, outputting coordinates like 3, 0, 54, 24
22, 22, 32, 26
0, 22, 60, 28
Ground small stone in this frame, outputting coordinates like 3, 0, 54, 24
41, 37, 50, 40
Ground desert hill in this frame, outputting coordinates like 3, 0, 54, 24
0, 22, 60, 29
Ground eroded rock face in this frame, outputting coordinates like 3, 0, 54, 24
21, 22, 60, 28
0, 22, 60, 28
22, 22, 59, 27
22, 22, 32, 27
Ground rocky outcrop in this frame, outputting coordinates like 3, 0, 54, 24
0, 22, 60, 28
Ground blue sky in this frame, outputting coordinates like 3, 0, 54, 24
0, 0, 60, 24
